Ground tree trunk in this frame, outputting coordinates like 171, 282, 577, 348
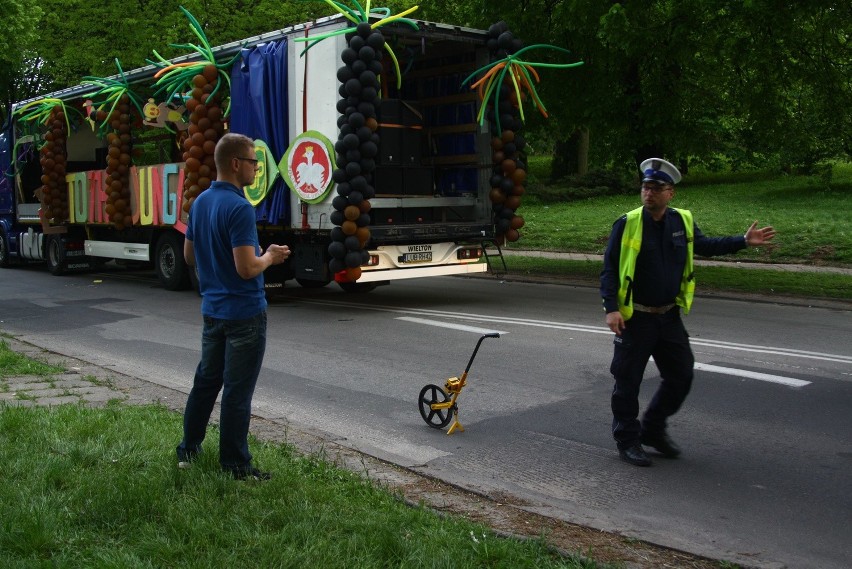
551, 127, 589, 180
577, 127, 589, 175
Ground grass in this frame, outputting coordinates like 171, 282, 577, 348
0, 339, 65, 379
503, 257, 852, 301
0, 346, 601, 569
512, 162, 852, 266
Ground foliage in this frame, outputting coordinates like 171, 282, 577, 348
0, 0, 327, 123
418, 0, 852, 176
0, 0, 42, 115
4, 0, 849, 176
534, 169, 633, 202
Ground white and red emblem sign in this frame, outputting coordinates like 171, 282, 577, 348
281, 131, 336, 203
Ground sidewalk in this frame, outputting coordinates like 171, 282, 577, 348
500, 249, 852, 276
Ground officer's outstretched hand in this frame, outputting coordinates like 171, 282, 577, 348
745, 220, 776, 247
606, 311, 625, 336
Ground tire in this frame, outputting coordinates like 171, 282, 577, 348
46, 235, 67, 275
0, 226, 11, 268
338, 281, 378, 293
296, 277, 331, 289
155, 232, 190, 290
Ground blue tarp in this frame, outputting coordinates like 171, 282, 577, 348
230, 39, 290, 225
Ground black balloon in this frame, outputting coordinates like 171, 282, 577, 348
329, 241, 347, 260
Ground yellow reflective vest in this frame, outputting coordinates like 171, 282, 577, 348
617, 206, 695, 320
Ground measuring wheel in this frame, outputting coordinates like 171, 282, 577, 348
418, 384, 452, 428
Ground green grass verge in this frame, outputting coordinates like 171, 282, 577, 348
504, 257, 852, 301
512, 163, 852, 266
0, 402, 602, 568
0, 339, 65, 378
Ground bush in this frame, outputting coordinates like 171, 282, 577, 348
529, 169, 633, 203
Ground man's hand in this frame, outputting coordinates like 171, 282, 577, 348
266, 244, 290, 266
234, 244, 290, 279
606, 311, 625, 335
745, 221, 776, 247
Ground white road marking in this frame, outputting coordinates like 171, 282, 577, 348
691, 338, 852, 364
396, 316, 507, 335
694, 363, 811, 387
294, 299, 844, 385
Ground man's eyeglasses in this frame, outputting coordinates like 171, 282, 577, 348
236, 156, 260, 169
641, 183, 672, 193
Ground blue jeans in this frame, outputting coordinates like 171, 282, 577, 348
177, 311, 267, 472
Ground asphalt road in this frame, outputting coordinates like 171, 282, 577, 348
1, 264, 850, 569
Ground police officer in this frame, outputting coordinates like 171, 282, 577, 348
600, 158, 776, 466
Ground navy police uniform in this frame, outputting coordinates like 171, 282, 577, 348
600, 200, 746, 451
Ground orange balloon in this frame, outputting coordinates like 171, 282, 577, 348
346, 267, 362, 281
356, 226, 371, 244
344, 205, 361, 221
202, 64, 218, 84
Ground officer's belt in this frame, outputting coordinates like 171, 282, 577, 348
633, 303, 676, 314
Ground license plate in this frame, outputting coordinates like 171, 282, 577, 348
401, 252, 432, 263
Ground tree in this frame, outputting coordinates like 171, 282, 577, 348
425, 0, 851, 175
0, 0, 42, 122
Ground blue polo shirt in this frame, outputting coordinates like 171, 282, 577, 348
185, 181, 267, 320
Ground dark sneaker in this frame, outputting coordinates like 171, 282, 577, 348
177, 449, 199, 469
640, 432, 681, 458
230, 467, 271, 481
619, 444, 651, 467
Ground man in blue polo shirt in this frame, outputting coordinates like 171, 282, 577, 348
600, 158, 775, 467
177, 133, 290, 480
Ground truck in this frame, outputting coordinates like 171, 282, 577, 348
0, 12, 534, 293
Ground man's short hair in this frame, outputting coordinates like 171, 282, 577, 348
214, 133, 255, 172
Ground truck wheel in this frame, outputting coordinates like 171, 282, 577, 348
296, 277, 331, 289
0, 226, 11, 267
338, 281, 378, 293
46, 235, 67, 275
155, 232, 190, 291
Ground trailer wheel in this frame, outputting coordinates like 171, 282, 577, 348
155, 232, 190, 291
0, 226, 10, 267
46, 235, 67, 275
338, 281, 378, 293
296, 277, 331, 289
